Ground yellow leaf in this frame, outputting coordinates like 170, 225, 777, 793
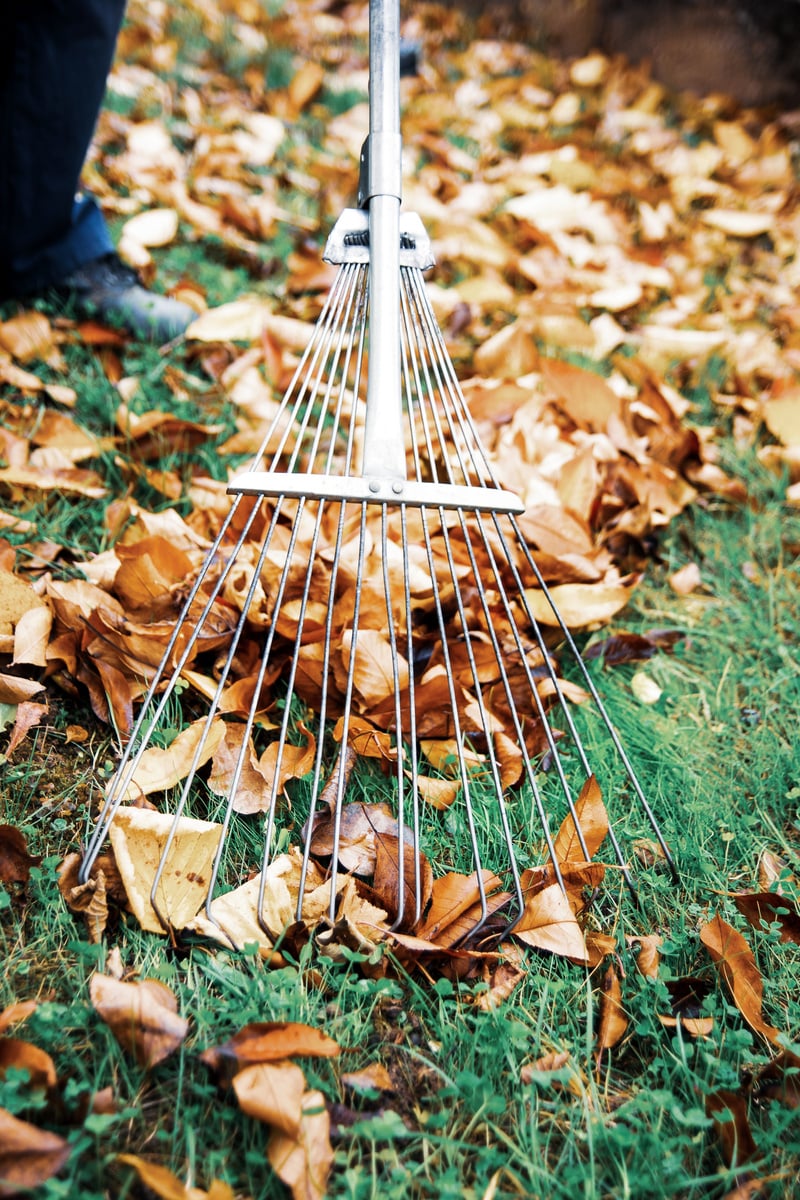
115, 718, 225, 801
108, 807, 222, 934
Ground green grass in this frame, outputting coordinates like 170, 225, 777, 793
2, 429, 799, 1198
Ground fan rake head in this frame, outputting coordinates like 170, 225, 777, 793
79, 209, 674, 946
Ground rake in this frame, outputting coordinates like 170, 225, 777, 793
79, 0, 674, 940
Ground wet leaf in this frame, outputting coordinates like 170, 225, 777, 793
706, 1090, 758, 1167
89, 973, 189, 1068
733, 892, 800, 946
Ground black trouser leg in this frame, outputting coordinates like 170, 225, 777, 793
0, 0, 126, 299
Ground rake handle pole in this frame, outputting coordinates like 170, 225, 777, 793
361, 0, 406, 482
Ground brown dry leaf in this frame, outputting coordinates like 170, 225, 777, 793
0, 825, 41, 886
762, 390, 800, 446
733, 892, 800, 946
0, 1107, 70, 1196
552, 775, 608, 865
202, 1022, 340, 1076
520, 1050, 584, 1095
0, 1038, 58, 1092
475, 943, 527, 1010
0, 673, 45, 704
514, 883, 588, 962
524, 582, 634, 629
628, 934, 663, 979
57, 850, 126, 943
705, 1090, 758, 1168
5, 701, 49, 758
309, 801, 402, 876
341, 1062, 394, 1094
418, 870, 505, 944
0, 311, 56, 363
266, 1089, 333, 1200
699, 915, 780, 1043
114, 718, 225, 801
89, 973, 189, 1068
117, 1155, 234, 1200
233, 1061, 306, 1137
596, 967, 627, 1056
372, 834, 433, 929
189, 849, 334, 953
0, 1000, 38, 1035
107, 807, 222, 934
540, 357, 621, 431
758, 851, 797, 894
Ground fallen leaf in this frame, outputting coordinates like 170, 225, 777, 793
628, 933, 663, 978
596, 967, 627, 1055
552, 775, 608, 864
117, 1155, 234, 1200
0, 1108, 70, 1196
523, 582, 635, 629
233, 1060, 306, 1136
514, 883, 588, 962
0, 1038, 58, 1092
0, 1000, 38, 1034
341, 1062, 394, 1094
89, 973, 189, 1068
631, 672, 663, 704
700, 915, 780, 1043
266, 1089, 333, 1200
706, 1090, 758, 1168
202, 1023, 340, 1076
475, 943, 527, 1010
113, 718, 225, 801
733, 892, 800, 946
108, 807, 223, 934
0, 825, 40, 886
669, 562, 702, 595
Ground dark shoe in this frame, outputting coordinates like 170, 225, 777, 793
52, 253, 196, 343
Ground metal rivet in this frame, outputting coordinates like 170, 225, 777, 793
368, 480, 381, 493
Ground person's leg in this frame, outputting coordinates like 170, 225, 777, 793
0, 0, 195, 341
0, 0, 125, 298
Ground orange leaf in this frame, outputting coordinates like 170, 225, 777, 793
552, 775, 608, 864
514, 883, 588, 962
699, 915, 780, 1043
596, 967, 627, 1054
201, 1023, 340, 1075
